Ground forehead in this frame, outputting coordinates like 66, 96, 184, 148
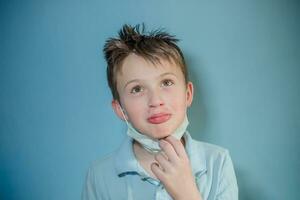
117, 54, 182, 80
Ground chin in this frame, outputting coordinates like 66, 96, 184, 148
144, 123, 178, 139
150, 129, 173, 139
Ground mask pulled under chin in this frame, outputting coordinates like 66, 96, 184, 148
125, 116, 189, 154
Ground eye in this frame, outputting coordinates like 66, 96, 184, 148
130, 85, 144, 94
161, 79, 174, 87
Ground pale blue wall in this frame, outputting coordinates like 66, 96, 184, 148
1, 1, 299, 199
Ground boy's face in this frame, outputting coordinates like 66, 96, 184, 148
112, 54, 193, 139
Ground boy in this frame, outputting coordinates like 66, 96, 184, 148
82, 24, 238, 200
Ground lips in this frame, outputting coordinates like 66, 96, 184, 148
147, 113, 171, 124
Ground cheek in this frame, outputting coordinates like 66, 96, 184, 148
165, 88, 187, 106
123, 98, 146, 118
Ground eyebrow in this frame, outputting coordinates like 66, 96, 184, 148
123, 72, 177, 90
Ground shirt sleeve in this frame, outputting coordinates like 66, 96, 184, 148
82, 166, 99, 200
216, 150, 239, 200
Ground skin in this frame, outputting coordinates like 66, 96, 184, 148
111, 53, 202, 200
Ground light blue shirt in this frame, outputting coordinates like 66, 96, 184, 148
82, 132, 238, 200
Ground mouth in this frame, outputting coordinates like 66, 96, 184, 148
147, 113, 171, 124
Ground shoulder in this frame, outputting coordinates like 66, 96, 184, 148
87, 151, 118, 180
82, 151, 127, 199
195, 140, 228, 153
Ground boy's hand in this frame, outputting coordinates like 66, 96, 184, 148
151, 136, 203, 200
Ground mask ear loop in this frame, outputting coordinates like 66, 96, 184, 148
118, 104, 130, 127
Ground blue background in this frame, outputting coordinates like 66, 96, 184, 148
1, 0, 299, 199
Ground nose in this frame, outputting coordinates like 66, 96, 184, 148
148, 89, 164, 108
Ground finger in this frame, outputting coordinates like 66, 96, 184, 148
151, 163, 166, 182
159, 139, 179, 163
154, 152, 172, 170
165, 135, 187, 158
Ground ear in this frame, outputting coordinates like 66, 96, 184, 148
111, 100, 128, 121
186, 82, 194, 107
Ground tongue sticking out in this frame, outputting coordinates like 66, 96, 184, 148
147, 114, 171, 124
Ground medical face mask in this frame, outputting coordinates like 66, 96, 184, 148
119, 105, 189, 154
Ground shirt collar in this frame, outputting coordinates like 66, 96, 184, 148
184, 131, 207, 176
114, 131, 207, 178
114, 136, 143, 177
